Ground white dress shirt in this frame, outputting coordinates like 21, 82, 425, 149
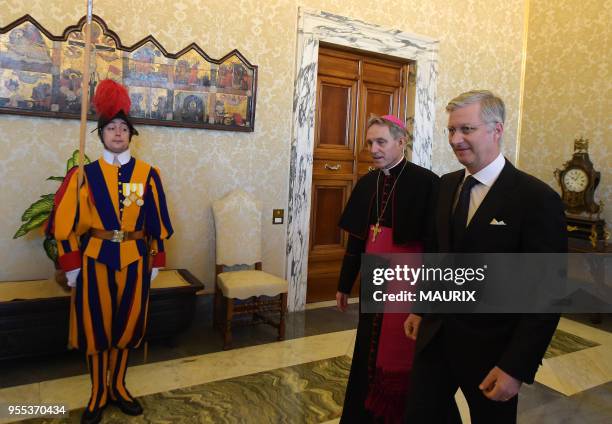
461, 153, 506, 225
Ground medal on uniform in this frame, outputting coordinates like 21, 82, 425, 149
122, 183, 144, 207
134, 183, 144, 206
122, 183, 132, 206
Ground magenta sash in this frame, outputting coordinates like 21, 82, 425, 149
364, 225, 423, 423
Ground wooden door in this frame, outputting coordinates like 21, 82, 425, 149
307, 45, 412, 303
356, 61, 405, 175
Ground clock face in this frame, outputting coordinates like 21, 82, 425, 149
563, 168, 589, 192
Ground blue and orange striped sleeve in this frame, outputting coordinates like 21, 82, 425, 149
146, 167, 173, 267
50, 167, 82, 271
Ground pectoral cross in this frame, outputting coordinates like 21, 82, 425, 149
371, 222, 381, 242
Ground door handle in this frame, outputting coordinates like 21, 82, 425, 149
324, 163, 341, 171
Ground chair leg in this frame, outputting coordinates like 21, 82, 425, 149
251, 296, 258, 323
278, 293, 287, 341
213, 284, 221, 329
213, 288, 217, 328
223, 297, 233, 350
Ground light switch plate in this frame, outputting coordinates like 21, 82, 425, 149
273, 209, 284, 224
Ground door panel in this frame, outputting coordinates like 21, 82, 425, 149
365, 86, 395, 116
357, 82, 400, 162
319, 85, 349, 147
307, 179, 352, 304
318, 52, 360, 80
310, 180, 352, 252
307, 45, 412, 303
362, 59, 403, 84
315, 75, 357, 157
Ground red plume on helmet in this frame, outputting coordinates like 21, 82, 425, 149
93, 79, 131, 119
93, 79, 138, 138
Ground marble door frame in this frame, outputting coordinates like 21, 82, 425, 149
285, 8, 439, 311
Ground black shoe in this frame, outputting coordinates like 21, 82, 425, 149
81, 405, 105, 424
110, 396, 143, 416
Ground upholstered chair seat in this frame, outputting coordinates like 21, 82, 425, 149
217, 270, 287, 299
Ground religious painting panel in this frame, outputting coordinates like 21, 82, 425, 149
0, 22, 54, 112
173, 90, 208, 124
0, 15, 257, 132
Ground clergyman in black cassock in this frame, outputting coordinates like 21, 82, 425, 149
336, 115, 459, 423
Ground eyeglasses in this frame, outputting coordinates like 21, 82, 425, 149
445, 123, 492, 137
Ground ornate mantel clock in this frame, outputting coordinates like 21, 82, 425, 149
555, 138, 601, 214
554, 138, 608, 249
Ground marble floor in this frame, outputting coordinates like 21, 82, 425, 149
0, 297, 610, 423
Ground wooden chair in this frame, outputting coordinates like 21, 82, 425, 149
212, 190, 288, 349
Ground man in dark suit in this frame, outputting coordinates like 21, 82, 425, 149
404, 90, 567, 423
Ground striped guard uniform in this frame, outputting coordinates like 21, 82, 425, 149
49, 156, 173, 354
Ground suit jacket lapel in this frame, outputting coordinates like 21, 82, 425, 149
438, 170, 464, 252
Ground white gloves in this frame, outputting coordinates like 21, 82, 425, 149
66, 268, 81, 288
151, 267, 159, 281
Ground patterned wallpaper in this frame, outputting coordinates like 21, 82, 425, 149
0, 0, 526, 289
520, 0, 611, 228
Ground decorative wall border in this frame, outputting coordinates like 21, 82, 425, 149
0, 15, 257, 132
285, 8, 439, 311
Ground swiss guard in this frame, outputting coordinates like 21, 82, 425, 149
48, 79, 173, 424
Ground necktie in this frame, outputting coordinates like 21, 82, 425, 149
452, 175, 478, 248
113, 155, 121, 167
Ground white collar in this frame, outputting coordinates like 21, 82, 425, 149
382, 156, 405, 176
466, 153, 505, 186
103, 148, 131, 166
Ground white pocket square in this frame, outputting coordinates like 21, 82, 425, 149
490, 218, 507, 226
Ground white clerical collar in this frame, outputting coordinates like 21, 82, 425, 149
465, 153, 505, 187
382, 156, 405, 176
103, 148, 131, 166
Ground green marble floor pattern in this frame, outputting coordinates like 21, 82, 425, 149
19, 355, 352, 424
544, 328, 600, 359
14, 328, 601, 423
